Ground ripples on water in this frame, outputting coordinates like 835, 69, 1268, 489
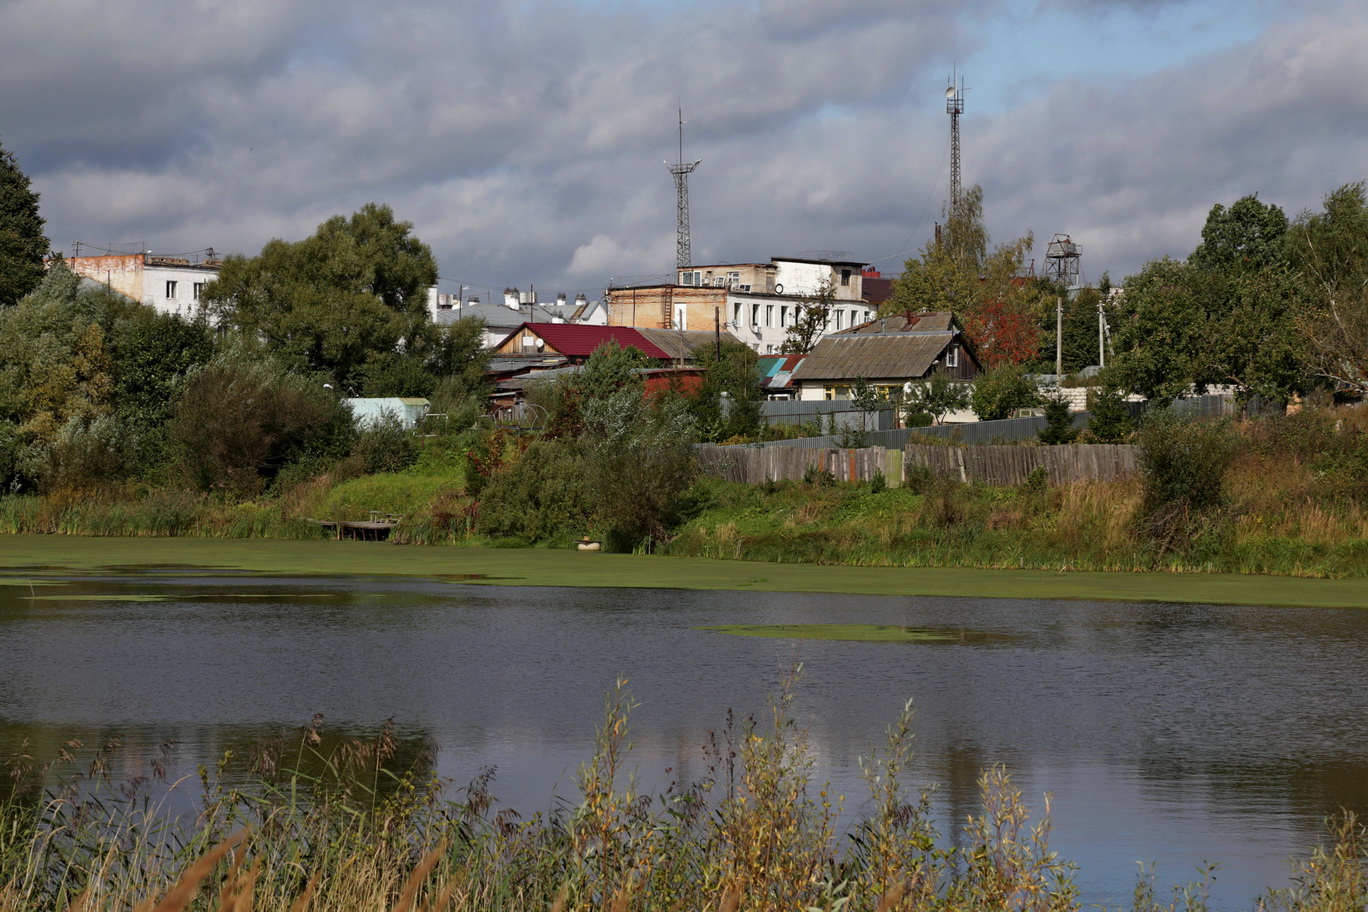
3, 574, 1367, 908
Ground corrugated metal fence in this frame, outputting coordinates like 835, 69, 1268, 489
760, 400, 895, 431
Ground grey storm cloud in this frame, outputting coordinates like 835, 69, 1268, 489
2, 0, 1365, 296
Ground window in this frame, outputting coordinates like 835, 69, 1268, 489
765, 304, 774, 327
728, 271, 740, 286
734, 303, 744, 324
834, 310, 844, 330
765, 344, 774, 354
165, 281, 178, 299
840, 269, 851, 287
945, 345, 959, 368
780, 305, 788, 327
823, 387, 836, 401
675, 305, 686, 330
714, 276, 726, 287
193, 282, 204, 300
680, 270, 700, 286
751, 304, 760, 326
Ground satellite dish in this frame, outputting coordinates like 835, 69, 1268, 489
774, 283, 784, 294
945, 86, 956, 99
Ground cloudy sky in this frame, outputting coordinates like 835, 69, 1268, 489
3, 0, 1365, 302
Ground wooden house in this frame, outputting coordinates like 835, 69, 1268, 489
788, 312, 981, 401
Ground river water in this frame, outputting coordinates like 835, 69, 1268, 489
2, 571, 1367, 908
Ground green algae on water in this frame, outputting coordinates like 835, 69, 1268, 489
700, 623, 1006, 644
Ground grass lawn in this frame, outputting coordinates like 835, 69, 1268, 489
0, 534, 1364, 608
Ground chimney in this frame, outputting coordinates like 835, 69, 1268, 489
503, 287, 520, 310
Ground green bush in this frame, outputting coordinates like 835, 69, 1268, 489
1037, 395, 1078, 445
971, 364, 1040, 421
579, 387, 698, 550
352, 413, 419, 475
475, 436, 589, 544
1085, 385, 1133, 442
168, 349, 356, 494
42, 413, 140, 491
1137, 412, 1239, 551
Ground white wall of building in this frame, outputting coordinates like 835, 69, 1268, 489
772, 260, 863, 301
139, 263, 219, 321
726, 293, 875, 354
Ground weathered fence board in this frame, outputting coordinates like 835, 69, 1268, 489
698, 442, 1139, 486
696, 445, 891, 485
903, 443, 1138, 486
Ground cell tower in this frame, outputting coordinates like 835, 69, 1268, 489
666, 108, 701, 269
945, 73, 964, 214
1043, 234, 1082, 288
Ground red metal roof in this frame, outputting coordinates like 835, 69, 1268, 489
503, 323, 673, 360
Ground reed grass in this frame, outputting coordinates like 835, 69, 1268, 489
1, 687, 1362, 912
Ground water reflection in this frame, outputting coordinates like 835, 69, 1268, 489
2, 572, 1366, 908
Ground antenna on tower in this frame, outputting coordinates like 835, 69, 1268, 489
666, 107, 701, 270
945, 69, 964, 215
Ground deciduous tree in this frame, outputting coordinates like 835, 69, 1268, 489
970, 363, 1039, 421
1290, 181, 1368, 396
902, 368, 969, 425
1110, 195, 1306, 405
692, 339, 761, 442
204, 204, 438, 388
167, 344, 354, 493
884, 185, 1045, 366
780, 280, 836, 354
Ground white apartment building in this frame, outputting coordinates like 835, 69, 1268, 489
674, 256, 875, 353
64, 252, 221, 320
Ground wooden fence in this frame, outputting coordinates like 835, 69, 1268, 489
696, 445, 893, 485
696, 442, 1138, 486
903, 443, 1138, 486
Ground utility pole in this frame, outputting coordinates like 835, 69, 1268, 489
667, 107, 701, 270
1098, 297, 1107, 368
1056, 296, 1063, 382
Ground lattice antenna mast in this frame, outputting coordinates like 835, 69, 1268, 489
945, 72, 964, 215
666, 108, 701, 269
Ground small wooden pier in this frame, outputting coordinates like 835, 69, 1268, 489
311, 512, 402, 541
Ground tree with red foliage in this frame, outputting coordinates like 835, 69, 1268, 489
883, 185, 1047, 365
962, 295, 1044, 369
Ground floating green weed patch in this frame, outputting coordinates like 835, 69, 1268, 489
700, 623, 1006, 644
29, 594, 170, 602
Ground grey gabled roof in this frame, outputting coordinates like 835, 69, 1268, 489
788, 332, 955, 382
835, 311, 958, 335
634, 327, 744, 361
